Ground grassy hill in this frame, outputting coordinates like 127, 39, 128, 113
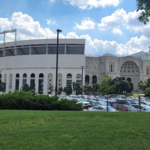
0, 110, 150, 150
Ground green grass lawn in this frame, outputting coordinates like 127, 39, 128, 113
0, 110, 150, 150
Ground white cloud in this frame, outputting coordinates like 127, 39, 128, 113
46, 19, 58, 26
98, 9, 150, 35
0, 12, 149, 57
50, 0, 120, 9
66, 32, 150, 56
75, 18, 95, 30
112, 28, 122, 34
98, 9, 126, 34
0, 12, 57, 42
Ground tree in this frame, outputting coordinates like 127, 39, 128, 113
73, 82, 82, 95
49, 85, 54, 94
22, 84, 30, 92
22, 83, 35, 92
58, 87, 63, 94
145, 87, 150, 96
0, 82, 6, 92
110, 77, 134, 94
98, 74, 117, 112
83, 84, 93, 95
138, 77, 150, 92
92, 83, 99, 94
63, 85, 72, 95
136, 0, 150, 24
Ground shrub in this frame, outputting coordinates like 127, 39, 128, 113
0, 90, 82, 111
145, 87, 150, 97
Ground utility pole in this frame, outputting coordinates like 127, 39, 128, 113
55, 29, 62, 96
81, 66, 84, 95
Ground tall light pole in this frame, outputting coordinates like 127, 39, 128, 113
55, 29, 62, 96
81, 66, 84, 95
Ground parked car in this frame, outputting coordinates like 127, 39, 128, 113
89, 105, 117, 112
113, 104, 137, 112
132, 104, 150, 112
77, 98, 90, 108
116, 99, 131, 105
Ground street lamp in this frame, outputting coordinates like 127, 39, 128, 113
80, 66, 85, 95
55, 29, 62, 96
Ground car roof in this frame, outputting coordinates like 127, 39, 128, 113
114, 104, 129, 107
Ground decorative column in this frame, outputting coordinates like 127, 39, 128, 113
89, 75, 92, 85
12, 73, 16, 92
72, 73, 76, 95
52, 72, 56, 95
43, 73, 48, 95
6, 73, 9, 93
35, 74, 39, 94
19, 73, 23, 90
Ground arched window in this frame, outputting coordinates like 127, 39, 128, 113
67, 73, 72, 78
76, 74, 82, 78
31, 73, 35, 78
85, 75, 89, 85
23, 73, 27, 78
15, 74, 19, 90
39, 73, 44, 78
92, 75, 97, 84
16, 73, 19, 78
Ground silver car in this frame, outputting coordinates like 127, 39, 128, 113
89, 105, 117, 112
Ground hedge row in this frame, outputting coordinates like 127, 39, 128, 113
0, 91, 82, 111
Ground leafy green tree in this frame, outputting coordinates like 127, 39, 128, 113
63, 85, 72, 95
128, 82, 134, 93
0, 82, 6, 92
22, 84, 30, 92
98, 74, 117, 112
136, 0, 150, 24
73, 82, 82, 94
58, 87, 63, 94
83, 84, 93, 95
92, 83, 99, 94
30, 82, 35, 91
145, 87, 150, 96
138, 80, 146, 91
138, 77, 150, 92
22, 83, 35, 92
110, 77, 134, 94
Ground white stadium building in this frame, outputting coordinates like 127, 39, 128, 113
0, 37, 150, 94
0, 39, 85, 94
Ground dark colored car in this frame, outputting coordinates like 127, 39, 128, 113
113, 104, 137, 112
116, 99, 131, 105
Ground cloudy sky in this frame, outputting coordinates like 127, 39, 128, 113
0, 0, 150, 56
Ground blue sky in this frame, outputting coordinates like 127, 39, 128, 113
0, 0, 150, 56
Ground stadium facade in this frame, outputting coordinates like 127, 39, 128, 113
0, 38, 150, 94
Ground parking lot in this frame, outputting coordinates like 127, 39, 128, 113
57, 94, 150, 112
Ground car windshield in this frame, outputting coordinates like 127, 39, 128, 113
100, 99, 106, 103
101, 101, 107, 105
128, 106, 137, 111
105, 106, 116, 111
79, 99, 85, 102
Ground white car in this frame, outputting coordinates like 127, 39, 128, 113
89, 105, 117, 112
77, 99, 90, 108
